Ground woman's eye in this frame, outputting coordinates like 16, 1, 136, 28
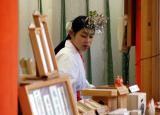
81, 34, 93, 39
89, 36, 93, 39
81, 35, 87, 38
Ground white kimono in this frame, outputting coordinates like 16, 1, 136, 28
56, 40, 93, 97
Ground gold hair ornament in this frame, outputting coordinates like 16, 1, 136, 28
85, 10, 108, 33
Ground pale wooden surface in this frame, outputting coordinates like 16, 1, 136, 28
33, 13, 58, 71
141, 0, 160, 101
80, 89, 117, 97
141, 0, 152, 102
151, 0, 160, 101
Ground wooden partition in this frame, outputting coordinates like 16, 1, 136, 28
159, 0, 160, 98
141, 0, 160, 101
151, 0, 160, 101
141, 0, 152, 101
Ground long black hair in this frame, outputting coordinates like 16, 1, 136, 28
54, 16, 95, 54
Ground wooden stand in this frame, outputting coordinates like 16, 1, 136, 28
27, 11, 58, 78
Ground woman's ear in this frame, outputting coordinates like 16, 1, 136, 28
68, 30, 74, 38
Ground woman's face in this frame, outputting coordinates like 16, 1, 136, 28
71, 28, 95, 53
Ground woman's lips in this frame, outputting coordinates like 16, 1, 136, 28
83, 45, 89, 49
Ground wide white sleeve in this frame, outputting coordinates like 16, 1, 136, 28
56, 53, 79, 93
84, 79, 95, 88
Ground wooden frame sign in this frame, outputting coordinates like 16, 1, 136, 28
28, 23, 57, 77
28, 11, 58, 78
33, 11, 58, 71
19, 77, 79, 115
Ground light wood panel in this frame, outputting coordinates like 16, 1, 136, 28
141, 0, 160, 101
151, 0, 159, 101
159, 0, 160, 98
141, 0, 152, 101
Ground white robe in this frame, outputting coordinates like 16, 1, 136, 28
56, 40, 93, 96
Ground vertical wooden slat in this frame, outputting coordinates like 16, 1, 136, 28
18, 87, 32, 115
29, 26, 48, 77
141, 0, 152, 101
42, 20, 59, 71
33, 14, 58, 73
141, 0, 160, 101
151, 0, 159, 101
158, 0, 160, 98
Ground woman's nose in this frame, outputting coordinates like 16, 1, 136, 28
85, 38, 90, 43
86, 36, 92, 41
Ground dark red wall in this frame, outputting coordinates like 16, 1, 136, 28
0, 0, 18, 114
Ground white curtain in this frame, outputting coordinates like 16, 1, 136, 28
89, 0, 106, 85
65, 0, 86, 22
42, 0, 61, 46
19, 0, 38, 58
18, 0, 39, 73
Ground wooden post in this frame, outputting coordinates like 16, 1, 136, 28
141, 0, 153, 101
0, 0, 18, 114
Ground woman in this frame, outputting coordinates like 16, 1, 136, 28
55, 14, 106, 100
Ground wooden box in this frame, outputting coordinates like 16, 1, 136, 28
80, 88, 118, 111
118, 94, 128, 108
117, 86, 129, 108
127, 92, 146, 115
96, 85, 129, 108
80, 85, 129, 111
